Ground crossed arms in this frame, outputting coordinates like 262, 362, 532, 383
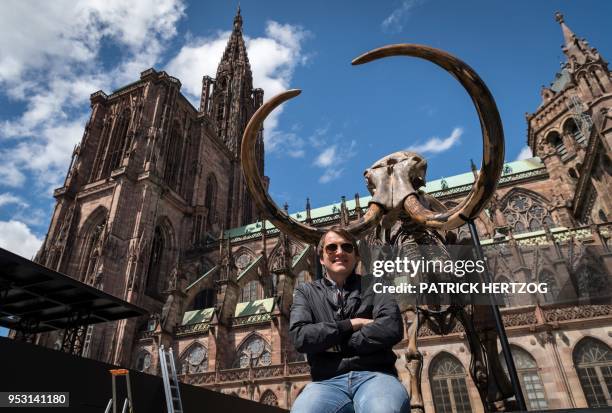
289, 286, 404, 355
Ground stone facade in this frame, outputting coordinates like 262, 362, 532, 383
32, 11, 612, 412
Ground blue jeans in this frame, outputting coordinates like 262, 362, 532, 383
291, 371, 410, 413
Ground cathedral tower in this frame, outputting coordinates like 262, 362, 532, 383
527, 13, 612, 225
34, 10, 265, 365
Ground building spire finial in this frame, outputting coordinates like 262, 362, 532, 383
554, 11, 576, 51
234, 4, 243, 31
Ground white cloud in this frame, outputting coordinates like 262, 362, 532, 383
315, 146, 337, 168
307, 125, 329, 148
0, 0, 185, 190
381, 0, 425, 33
0, 220, 43, 259
319, 168, 344, 184
0, 193, 26, 208
314, 140, 357, 184
0, 162, 26, 187
515, 146, 533, 161
406, 127, 463, 155
0, 0, 185, 86
165, 20, 310, 151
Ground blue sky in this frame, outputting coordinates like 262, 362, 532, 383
0, 0, 611, 261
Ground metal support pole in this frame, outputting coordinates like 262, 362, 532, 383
467, 219, 527, 411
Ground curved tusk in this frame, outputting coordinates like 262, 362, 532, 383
353, 44, 504, 230
241, 90, 382, 245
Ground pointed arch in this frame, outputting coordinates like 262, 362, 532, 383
76, 206, 108, 284
235, 246, 256, 272
499, 345, 548, 410
260, 389, 278, 406
500, 188, 555, 234
563, 117, 586, 146
233, 333, 272, 368
164, 120, 184, 191
573, 337, 612, 407
179, 342, 208, 374
546, 129, 567, 156
145, 216, 175, 298
428, 352, 472, 413
106, 108, 131, 175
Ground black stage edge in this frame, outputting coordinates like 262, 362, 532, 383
0, 337, 287, 412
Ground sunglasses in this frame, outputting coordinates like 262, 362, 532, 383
324, 243, 355, 254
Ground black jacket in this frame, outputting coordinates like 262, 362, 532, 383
289, 273, 404, 381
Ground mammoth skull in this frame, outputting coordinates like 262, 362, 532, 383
240, 44, 505, 245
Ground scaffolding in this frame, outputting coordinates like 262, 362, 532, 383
566, 95, 593, 146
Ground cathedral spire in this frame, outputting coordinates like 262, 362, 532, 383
234, 5, 243, 31
554, 12, 575, 50
554, 11, 605, 73
218, 6, 250, 73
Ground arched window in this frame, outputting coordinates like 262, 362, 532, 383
539, 270, 560, 303
205, 174, 217, 224
499, 346, 548, 410
502, 192, 554, 234
190, 288, 215, 310
240, 280, 261, 302
146, 226, 165, 297
233, 335, 272, 368
260, 390, 278, 406
106, 109, 131, 174
135, 350, 152, 373
83, 221, 105, 284
576, 265, 610, 299
75, 208, 107, 284
546, 131, 567, 157
573, 338, 612, 407
564, 118, 586, 146
179, 343, 208, 374
429, 353, 472, 413
164, 122, 183, 191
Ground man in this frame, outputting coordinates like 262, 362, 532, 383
290, 226, 410, 413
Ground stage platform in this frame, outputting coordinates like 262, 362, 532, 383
0, 337, 286, 412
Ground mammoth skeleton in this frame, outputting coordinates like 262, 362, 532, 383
241, 44, 513, 412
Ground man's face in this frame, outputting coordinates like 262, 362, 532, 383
319, 231, 357, 280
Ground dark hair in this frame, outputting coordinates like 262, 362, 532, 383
317, 226, 360, 257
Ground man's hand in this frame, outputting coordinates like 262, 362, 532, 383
350, 318, 373, 331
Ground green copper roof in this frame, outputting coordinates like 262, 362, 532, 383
224, 157, 545, 240
182, 307, 215, 326
424, 157, 543, 193
234, 297, 275, 318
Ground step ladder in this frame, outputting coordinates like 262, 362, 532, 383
104, 369, 134, 413
159, 345, 184, 413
